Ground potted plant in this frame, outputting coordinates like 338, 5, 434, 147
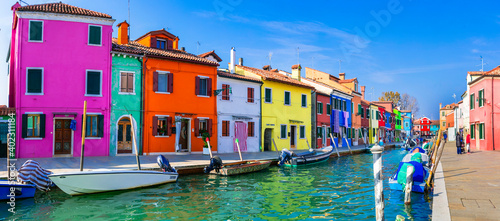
201, 130, 211, 155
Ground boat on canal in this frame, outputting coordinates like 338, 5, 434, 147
277, 146, 334, 167
388, 149, 429, 193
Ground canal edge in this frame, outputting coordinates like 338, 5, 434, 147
432, 162, 451, 221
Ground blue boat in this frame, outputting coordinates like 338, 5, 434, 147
388, 151, 429, 193
0, 180, 36, 201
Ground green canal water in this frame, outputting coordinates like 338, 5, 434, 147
1, 149, 432, 220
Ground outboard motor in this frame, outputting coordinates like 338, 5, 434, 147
409, 139, 417, 147
157, 155, 176, 173
204, 156, 223, 173
278, 149, 293, 166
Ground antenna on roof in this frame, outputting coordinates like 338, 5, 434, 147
477, 56, 488, 72
452, 93, 456, 103
268, 52, 273, 67
338, 59, 342, 74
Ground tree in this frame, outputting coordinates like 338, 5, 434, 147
379, 91, 401, 106
400, 93, 420, 116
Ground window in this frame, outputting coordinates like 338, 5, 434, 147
86, 115, 103, 138
199, 78, 208, 96
195, 76, 211, 96
248, 122, 255, 137
26, 68, 43, 94
299, 125, 305, 139
405, 122, 409, 127
317, 102, 323, 114
317, 127, 323, 139
470, 124, 475, 139
443, 122, 446, 127
265, 88, 272, 103
120, 72, 134, 93
222, 121, 230, 137
301, 94, 307, 107
334, 98, 338, 109
339, 100, 343, 111
284, 91, 291, 105
199, 119, 208, 133
366, 109, 370, 119
376, 111, 380, 120
247, 87, 254, 103
222, 84, 230, 100
154, 71, 173, 93
86, 70, 102, 96
361, 107, 364, 118
470, 93, 475, 110
326, 103, 331, 116
88, 25, 102, 46
358, 104, 362, 116
343, 101, 347, 111
479, 89, 484, 107
280, 125, 287, 139
156, 116, 171, 136
194, 118, 212, 137
442, 111, 445, 116
157, 39, 166, 49
29, 20, 43, 42
27, 114, 40, 137
479, 123, 485, 139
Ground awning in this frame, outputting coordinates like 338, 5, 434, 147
53, 112, 77, 117
232, 115, 252, 120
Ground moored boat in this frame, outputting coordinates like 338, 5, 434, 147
388, 151, 429, 193
278, 146, 334, 167
208, 160, 272, 176
0, 181, 36, 201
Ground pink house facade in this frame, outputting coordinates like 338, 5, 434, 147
468, 67, 500, 151
9, 3, 115, 158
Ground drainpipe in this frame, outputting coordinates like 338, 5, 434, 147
259, 83, 263, 151
141, 55, 148, 155
492, 77, 495, 150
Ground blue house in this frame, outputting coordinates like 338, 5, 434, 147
330, 90, 353, 147
430, 120, 440, 135
401, 110, 412, 137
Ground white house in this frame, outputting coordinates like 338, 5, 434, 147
216, 70, 262, 153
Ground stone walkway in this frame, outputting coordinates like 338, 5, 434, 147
440, 141, 500, 220
0, 143, 385, 177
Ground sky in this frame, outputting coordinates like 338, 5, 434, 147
1, 0, 500, 119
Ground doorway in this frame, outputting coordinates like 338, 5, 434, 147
54, 119, 73, 155
290, 125, 296, 149
179, 119, 190, 152
322, 125, 327, 146
264, 128, 273, 151
117, 117, 132, 154
234, 121, 247, 152
475, 124, 480, 150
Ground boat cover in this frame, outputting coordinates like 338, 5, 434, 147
395, 161, 427, 185
17, 160, 53, 191
409, 147, 426, 154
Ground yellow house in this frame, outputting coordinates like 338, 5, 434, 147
235, 64, 313, 151
369, 103, 380, 144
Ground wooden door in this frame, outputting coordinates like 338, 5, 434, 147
234, 121, 247, 152
475, 125, 480, 150
179, 119, 189, 151
290, 125, 296, 149
117, 118, 132, 154
54, 119, 72, 155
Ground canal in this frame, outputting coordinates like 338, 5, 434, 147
1, 148, 432, 220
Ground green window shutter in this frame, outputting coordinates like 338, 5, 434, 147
327, 104, 331, 115
29, 21, 43, 41
479, 90, 484, 107
301, 94, 306, 107
89, 25, 102, 45
358, 104, 361, 114
470, 94, 474, 109
40, 114, 46, 138
471, 124, 474, 139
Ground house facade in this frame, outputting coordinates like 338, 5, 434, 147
394, 109, 402, 141
369, 104, 379, 144
9, 3, 115, 158
216, 70, 262, 153
419, 117, 431, 136
439, 103, 456, 131
401, 110, 412, 137
430, 120, 440, 135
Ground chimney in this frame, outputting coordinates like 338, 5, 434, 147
439, 103, 442, 109
291, 64, 301, 81
339, 72, 345, 80
181, 47, 185, 51
361, 86, 366, 100
229, 47, 235, 73
239, 57, 243, 66
117, 21, 129, 45
263, 65, 271, 71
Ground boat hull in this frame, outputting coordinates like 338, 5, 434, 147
286, 146, 334, 167
388, 178, 425, 193
210, 160, 272, 176
0, 181, 36, 201
49, 170, 178, 196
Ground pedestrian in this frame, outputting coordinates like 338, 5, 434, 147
466, 132, 471, 154
443, 132, 448, 143
456, 132, 462, 155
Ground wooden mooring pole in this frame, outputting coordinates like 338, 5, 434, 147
404, 165, 414, 205
371, 144, 385, 221
329, 133, 340, 157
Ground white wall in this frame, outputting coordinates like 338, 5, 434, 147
217, 76, 261, 153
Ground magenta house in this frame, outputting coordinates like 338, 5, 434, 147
468, 66, 500, 151
8, 3, 115, 158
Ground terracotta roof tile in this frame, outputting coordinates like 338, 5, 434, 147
339, 78, 357, 83
0, 107, 15, 116
111, 39, 143, 55
217, 70, 262, 83
291, 64, 301, 69
17, 3, 112, 18
198, 50, 222, 62
237, 65, 314, 89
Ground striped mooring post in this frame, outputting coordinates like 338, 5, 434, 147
371, 144, 385, 221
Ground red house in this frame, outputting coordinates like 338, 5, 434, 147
420, 117, 431, 135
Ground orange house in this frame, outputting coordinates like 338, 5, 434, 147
121, 28, 219, 153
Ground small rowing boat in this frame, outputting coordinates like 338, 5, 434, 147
278, 146, 334, 167
207, 160, 272, 176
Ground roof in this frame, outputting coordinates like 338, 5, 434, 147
217, 70, 262, 84
441, 103, 458, 110
0, 107, 15, 116
301, 77, 352, 98
430, 120, 440, 126
111, 39, 143, 55
198, 50, 222, 62
236, 65, 314, 89
468, 66, 500, 85
119, 40, 218, 66
339, 78, 357, 83
135, 29, 177, 42
360, 99, 370, 106
17, 3, 112, 19
291, 64, 301, 69
400, 110, 411, 113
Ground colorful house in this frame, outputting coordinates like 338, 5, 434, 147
369, 104, 380, 144
120, 28, 219, 154
336, 73, 363, 146
419, 117, 431, 136
439, 103, 456, 131
301, 78, 333, 148
401, 110, 412, 137
216, 68, 262, 153
393, 109, 402, 141
468, 66, 500, 151
0, 107, 16, 158
430, 120, 440, 135
109, 22, 144, 156
9, 3, 115, 158
234, 64, 313, 151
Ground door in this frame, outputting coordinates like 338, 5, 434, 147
179, 119, 189, 152
290, 125, 296, 149
117, 118, 132, 154
234, 121, 247, 152
475, 125, 480, 150
264, 128, 273, 151
322, 125, 327, 146
54, 119, 72, 155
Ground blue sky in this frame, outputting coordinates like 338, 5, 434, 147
1, 0, 500, 119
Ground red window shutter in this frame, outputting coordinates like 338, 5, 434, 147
208, 119, 213, 137
167, 73, 173, 93
207, 78, 212, 97
120, 73, 127, 92
153, 71, 158, 92
247, 88, 251, 102
127, 73, 134, 92
152, 116, 158, 136
167, 40, 173, 50
166, 117, 172, 136
195, 76, 200, 95
222, 84, 229, 100
150, 37, 157, 48
222, 121, 227, 136
194, 118, 199, 136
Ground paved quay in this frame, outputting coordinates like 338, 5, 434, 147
0, 143, 396, 178
439, 141, 500, 220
